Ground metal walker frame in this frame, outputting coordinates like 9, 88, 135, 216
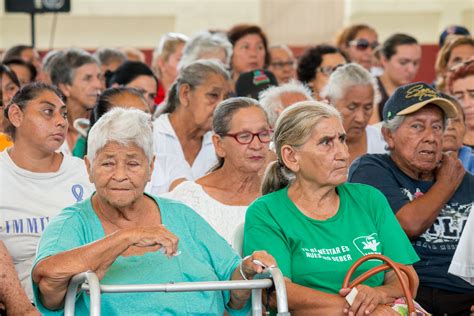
64, 267, 290, 316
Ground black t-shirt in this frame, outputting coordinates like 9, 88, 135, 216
376, 77, 389, 121
348, 154, 474, 293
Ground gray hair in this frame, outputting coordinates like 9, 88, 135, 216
50, 48, 100, 86
94, 48, 126, 67
259, 80, 312, 127
87, 107, 153, 166
211, 97, 267, 171
321, 63, 378, 103
42, 50, 64, 76
157, 59, 230, 116
262, 101, 342, 195
269, 44, 294, 57
179, 31, 233, 69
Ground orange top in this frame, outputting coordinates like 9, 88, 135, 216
0, 133, 13, 151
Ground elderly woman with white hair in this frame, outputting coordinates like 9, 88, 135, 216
321, 63, 386, 164
259, 80, 313, 128
179, 31, 233, 69
244, 101, 419, 315
31, 107, 276, 315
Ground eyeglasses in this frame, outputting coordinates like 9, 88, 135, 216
317, 64, 344, 76
348, 39, 379, 51
270, 60, 295, 69
223, 130, 273, 145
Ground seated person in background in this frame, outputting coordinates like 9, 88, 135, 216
0, 64, 21, 151
107, 61, 158, 111
441, 93, 473, 173
321, 63, 386, 164
72, 87, 151, 158
244, 101, 419, 315
40, 50, 64, 85
0, 241, 39, 316
179, 31, 232, 69
348, 82, 474, 314
0, 83, 94, 302
435, 36, 474, 92
227, 24, 270, 88
268, 44, 297, 85
447, 58, 474, 149
164, 97, 272, 249
119, 47, 145, 63
94, 47, 127, 75
151, 32, 188, 105
259, 80, 313, 128
3, 58, 37, 85
1, 44, 44, 82
335, 24, 378, 71
50, 48, 103, 155
32, 107, 276, 315
374, 33, 421, 123
297, 45, 347, 101
149, 59, 230, 194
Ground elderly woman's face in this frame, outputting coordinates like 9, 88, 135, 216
293, 117, 349, 187
88, 142, 153, 208
385, 105, 444, 177
13, 90, 67, 152
186, 73, 229, 131
312, 53, 346, 99
232, 33, 266, 73
451, 74, 474, 128
332, 84, 374, 143
443, 108, 466, 152
216, 106, 271, 173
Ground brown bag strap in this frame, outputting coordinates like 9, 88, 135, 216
342, 254, 415, 313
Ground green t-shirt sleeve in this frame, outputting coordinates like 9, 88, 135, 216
31, 207, 90, 314
243, 196, 292, 279
368, 186, 420, 265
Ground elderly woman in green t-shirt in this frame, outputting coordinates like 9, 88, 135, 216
243, 101, 419, 315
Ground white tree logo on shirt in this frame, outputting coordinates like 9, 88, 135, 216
353, 233, 381, 256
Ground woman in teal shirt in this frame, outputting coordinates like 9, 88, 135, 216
32, 107, 275, 315
243, 101, 419, 315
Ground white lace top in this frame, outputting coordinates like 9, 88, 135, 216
162, 181, 247, 249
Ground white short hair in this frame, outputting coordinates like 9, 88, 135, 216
87, 107, 153, 165
321, 63, 378, 103
179, 31, 233, 69
259, 80, 313, 126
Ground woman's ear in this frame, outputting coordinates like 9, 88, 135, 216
7, 104, 24, 129
380, 55, 389, 68
281, 144, 299, 173
212, 134, 226, 159
178, 83, 191, 107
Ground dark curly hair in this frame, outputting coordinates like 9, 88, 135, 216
297, 45, 346, 84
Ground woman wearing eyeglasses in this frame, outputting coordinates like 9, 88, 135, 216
268, 45, 297, 85
164, 97, 271, 249
297, 45, 347, 100
336, 24, 379, 71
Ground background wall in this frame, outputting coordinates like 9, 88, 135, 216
0, 0, 472, 82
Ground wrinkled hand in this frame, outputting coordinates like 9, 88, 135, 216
127, 225, 179, 257
435, 152, 465, 190
241, 251, 277, 280
339, 285, 388, 316
371, 304, 399, 316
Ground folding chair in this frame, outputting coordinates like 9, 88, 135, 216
64, 267, 290, 316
